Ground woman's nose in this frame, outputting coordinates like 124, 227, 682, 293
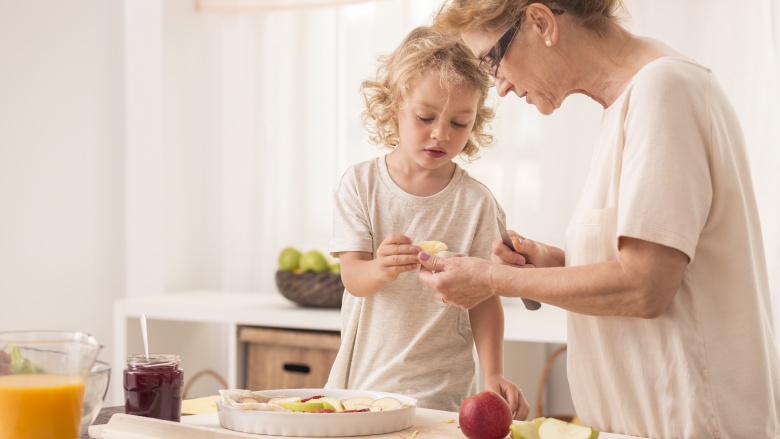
494, 76, 510, 97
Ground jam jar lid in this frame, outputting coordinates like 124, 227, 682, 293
126, 353, 180, 367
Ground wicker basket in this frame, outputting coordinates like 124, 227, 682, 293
275, 270, 344, 308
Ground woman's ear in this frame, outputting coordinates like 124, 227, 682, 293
525, 4, 559, 47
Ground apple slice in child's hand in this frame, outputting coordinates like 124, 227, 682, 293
416, 241, 448, 254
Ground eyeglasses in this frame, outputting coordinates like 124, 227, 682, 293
479, 7, 565, 78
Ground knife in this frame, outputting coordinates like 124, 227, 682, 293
496, 218, 542, 311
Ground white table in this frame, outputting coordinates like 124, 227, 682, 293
112, 291, 567, 403
91, 409, 641, 439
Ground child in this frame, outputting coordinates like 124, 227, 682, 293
325, 26, 528, 418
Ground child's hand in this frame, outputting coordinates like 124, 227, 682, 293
484, 376, 530, 421
374, 233, 422, 283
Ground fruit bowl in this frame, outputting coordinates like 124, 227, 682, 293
275, 271, 344, 308
217, 388, 416, 437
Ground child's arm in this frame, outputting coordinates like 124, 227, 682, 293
470, 296, 530, 420
340, 233, 421, 297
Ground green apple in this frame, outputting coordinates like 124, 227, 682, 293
280, 401, 325, 412
278, 247, 302, 271
300, 250, 330, 273
538, 418, 599, 439
511, 417, 546, 439
311, 396, 344, 412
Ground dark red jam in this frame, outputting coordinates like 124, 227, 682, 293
124, 354, 184, 422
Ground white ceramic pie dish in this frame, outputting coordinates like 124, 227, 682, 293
216, 388, 417, 437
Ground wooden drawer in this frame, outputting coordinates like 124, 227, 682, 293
239, 327, 341, 390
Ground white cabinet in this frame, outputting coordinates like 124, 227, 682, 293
112, 291, 567, 412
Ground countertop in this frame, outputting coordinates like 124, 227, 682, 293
86, 406, 644, 439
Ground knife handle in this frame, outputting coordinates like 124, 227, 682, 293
521, 298, 542, 311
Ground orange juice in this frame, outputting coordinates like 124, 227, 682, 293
0, 374, 85, 439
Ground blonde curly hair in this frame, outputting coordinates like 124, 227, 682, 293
360, 26, 495, 159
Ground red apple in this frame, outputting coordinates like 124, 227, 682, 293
459, 391, 513, 439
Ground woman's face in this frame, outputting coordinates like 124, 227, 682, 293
462, 24, 563, 115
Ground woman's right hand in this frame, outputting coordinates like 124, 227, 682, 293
491, 231, 565, 269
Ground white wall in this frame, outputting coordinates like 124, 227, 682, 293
2, 0, 777, 416
0, 0, 124, 378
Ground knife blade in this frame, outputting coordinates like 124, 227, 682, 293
497, 218, 542, 311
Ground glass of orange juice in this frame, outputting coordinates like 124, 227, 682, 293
0, 330, 101, 439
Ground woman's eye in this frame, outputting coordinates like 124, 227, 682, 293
481, 55, 496, 67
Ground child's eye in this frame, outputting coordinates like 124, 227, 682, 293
451, 121, 468, 128
416, 115, 434, 123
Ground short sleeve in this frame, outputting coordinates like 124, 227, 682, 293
330, 166, 374, 258
461, 178, 504, 261
617, 63, 713, 260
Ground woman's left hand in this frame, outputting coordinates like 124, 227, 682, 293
484, 376, 530, 421
417, 253, 495, 309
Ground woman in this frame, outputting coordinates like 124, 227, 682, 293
418, 1, 780, 438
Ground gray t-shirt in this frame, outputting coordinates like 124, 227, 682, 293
325, 156, 504, 411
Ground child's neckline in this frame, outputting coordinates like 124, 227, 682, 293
377, 155, 463, 204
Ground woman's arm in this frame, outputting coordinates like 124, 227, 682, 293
420, 237, 688, 318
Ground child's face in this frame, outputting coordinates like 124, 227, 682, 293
396, 70, 479, 169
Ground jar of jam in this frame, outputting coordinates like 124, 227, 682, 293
123, 354, 184, 422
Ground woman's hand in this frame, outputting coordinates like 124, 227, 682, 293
492, 230, 565, 269
484, 375, 530, 421
417, 253, 495, 309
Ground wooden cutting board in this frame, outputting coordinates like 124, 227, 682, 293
91, 410, 461, 439
91, 410, 644, 439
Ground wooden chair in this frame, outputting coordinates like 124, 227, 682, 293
534, 345, 579, 424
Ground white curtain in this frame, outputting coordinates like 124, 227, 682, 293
160, 0, 780, 322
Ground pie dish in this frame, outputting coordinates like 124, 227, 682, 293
216, 388, 417, 437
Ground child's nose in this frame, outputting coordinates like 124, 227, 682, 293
431, 121, 450, 141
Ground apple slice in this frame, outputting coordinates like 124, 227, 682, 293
268, 397, 301, 406
510, 417, 546, 439
279, 401, 325, 412
309, 396, 344, 412
416, 241, 448, 254
370, 397, 402, 411
538, 418, 599, 439
341, 397, 375, 411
